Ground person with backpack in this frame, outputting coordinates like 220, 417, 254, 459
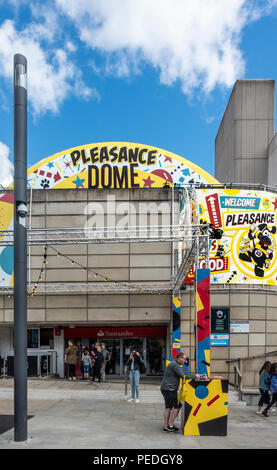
256, 361, 271, 414
126, 348, 145, 403
262, 363, 277, 417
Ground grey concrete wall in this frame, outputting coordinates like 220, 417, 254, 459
215, 80, 275, 184
1, 188, 176, 327
268, 133, 277, 187
181, 286, 277, 388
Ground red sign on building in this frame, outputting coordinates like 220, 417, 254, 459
205, 193, 222, 228
64, 326, 167, 339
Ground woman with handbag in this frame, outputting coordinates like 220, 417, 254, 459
126, 348, 145, 403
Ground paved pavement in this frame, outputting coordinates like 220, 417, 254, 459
0, 378, 276, 449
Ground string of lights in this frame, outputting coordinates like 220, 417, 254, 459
28, 246, 48, 297
35, 245, 169, 295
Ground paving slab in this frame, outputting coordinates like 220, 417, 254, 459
0, 378, 276, 449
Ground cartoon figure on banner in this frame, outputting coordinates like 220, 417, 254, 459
239, 223, 276, 277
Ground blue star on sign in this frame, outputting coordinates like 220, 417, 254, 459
73, 175, 85, 189
47, 161, 54, 169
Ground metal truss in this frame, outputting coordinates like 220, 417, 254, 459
0, 224, 208, 246
172, 233, 209, 294
173, 187, 209, 294
2, 282, 172, 295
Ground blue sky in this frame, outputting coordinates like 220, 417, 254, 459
0, 0, 276, 185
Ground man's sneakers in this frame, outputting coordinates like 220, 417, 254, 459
163, 425, 179, 432
262, 411, 269, 417
135, 399, 140, 404
127, 398, 134, 402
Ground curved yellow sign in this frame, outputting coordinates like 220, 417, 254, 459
27, 142, 218, 189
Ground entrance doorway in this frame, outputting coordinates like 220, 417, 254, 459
123, 338, 144, 366
102, 339, 120, 375
63, 326, 167, 377
147, 338, 166, 375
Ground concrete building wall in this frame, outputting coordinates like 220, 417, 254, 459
2, 186, 277, 386
268, 133, 277, 187
181, 287, 277, 388
0, 188, 176, 327
215, 80, 275, 184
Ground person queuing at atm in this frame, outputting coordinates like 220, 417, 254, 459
64, 340, 78, 380
76, 340, 83, 378
101, 343, 109, 383
82, 349, 92, 380
91, 345, 104, 385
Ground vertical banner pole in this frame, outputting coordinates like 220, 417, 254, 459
172, 296, 181, 359
195, 268, 211, 376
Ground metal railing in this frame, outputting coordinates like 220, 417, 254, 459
0, 350, 58, 378
233, 365, 242, 401
226, 350, 277, 392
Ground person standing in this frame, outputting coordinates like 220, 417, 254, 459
64, 340, 78, 380
262, 363, 277, 417
126, 348, 144, 404
76, 340, 82, 378
256, 361, 271, 414
92, 345, 103, 385
82, 349, 92, 380
160, 352, 187, 432
101, 343, 109, 382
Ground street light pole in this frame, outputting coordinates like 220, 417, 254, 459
13, 53, 28, 442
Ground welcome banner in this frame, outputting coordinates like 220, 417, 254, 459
185, 188, 277, 286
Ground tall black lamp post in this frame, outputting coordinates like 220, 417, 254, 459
13, 53, 28, 442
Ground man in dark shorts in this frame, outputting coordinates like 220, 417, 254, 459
160, 352, 187, 432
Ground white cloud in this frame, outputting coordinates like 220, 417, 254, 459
0, 18, 95, 116
0, 141, 13, 187
56, 0, 276, 95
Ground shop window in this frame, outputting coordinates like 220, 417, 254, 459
27, 329, 39, 349
40, 328, 54, 349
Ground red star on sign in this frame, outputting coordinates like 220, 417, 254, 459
164, 155, 172, 163
273, 198, 277, 210
143, 176, 155, 187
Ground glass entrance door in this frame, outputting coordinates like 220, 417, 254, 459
102, 339, 120, 375
146, 338, 165, 375
123, 338, 144, 367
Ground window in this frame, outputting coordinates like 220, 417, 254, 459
27, 329, 39, 348
12, 328, 54, 349
40, 328, 54, 349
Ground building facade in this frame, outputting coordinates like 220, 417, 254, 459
1, 79, 277, 386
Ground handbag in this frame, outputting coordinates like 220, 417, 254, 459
139, 362, 146, 374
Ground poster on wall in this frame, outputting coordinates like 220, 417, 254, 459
230, 321, 249, 333
211, 307, 230, 333
185, 188, 277, 286
0, 193, 14, 288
